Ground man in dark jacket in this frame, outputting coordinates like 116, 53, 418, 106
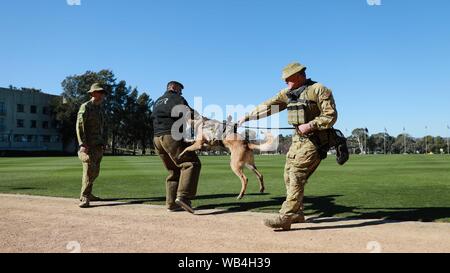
151, 81, 202, 214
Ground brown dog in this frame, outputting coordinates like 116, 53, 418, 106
178, 116, 275, 199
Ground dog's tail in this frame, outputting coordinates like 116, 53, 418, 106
248, 132, 277, 152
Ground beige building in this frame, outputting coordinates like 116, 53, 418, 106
0, 87, 63, 151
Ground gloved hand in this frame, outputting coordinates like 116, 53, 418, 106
297, 123, 314, 135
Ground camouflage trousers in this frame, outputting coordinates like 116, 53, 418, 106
153, 135, 201, 209
79, 146, 103, 199
279, 135, 321, 217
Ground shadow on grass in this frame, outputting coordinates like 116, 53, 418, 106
89, 193, 450, 223
0, 186, 46, 191
353, 207, 450, 222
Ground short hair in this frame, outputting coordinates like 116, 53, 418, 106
167, 81, 184, 90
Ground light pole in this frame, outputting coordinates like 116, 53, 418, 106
447, 125, 449, 155
403, 127, 407, 154
365, 128, 369, 155
425, 126, 428, 154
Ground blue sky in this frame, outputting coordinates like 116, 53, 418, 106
1, 0, 449, 137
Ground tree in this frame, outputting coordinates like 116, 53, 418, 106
417, 136, 435, 154
20, 87, 42, 93
136, 92, 154, 155
368, 132, 395, 154
390, 134, 416, 154
108, 80, 129, 155
368, 133, 382, 154
352, 128, 369, 154
122, 88, 139, 155
431, 136, 447, 154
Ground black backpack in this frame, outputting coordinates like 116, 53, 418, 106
331, 129, 349, 165
310, 128, 349, 165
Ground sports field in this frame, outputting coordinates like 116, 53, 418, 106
1, 155, 449, 222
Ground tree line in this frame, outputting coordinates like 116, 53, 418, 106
348, 128, 449, 155
275, 129, 449, 155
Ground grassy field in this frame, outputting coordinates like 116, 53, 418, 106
1, 155, 449, 222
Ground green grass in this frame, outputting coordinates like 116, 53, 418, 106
1, 155, 450, 222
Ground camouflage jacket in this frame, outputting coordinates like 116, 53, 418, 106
76, 100, 106, 147
244, 79, 338, 131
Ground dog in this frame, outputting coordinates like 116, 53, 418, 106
178, 115, 275, 199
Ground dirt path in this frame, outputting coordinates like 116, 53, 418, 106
0, 194, 449, 253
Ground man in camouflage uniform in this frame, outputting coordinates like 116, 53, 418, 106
76, 83, 107, 208
239, 62, 338, 230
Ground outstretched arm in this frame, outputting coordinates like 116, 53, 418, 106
238, 89, 289, 126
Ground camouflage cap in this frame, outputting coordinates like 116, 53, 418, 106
282, 62, 307, 80
88, 83, 105, 94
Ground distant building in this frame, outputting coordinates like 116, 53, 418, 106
0, 87, 63, 152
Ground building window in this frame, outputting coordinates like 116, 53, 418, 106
31, 120, 37, 128
40, 135, 51, 143
0, 118, 4, 132
14, 135, 27, 143
51, 135, 61, 143
0, 134, 8, 142
17, 119, 24, 128
42, 121, 49, 129
27, 135, 37, 143
42, 107, 49, 115
17, 104, 25, 113
30, 105, 37, 114
0, 102, 5, 115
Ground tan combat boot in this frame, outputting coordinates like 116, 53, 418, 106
80, 194, 102, 202
167, 204, 184, 212
88, 194, 102, 201
292, 213, 306, 224
79, 196, 90, 208
263, 215, 293, 231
